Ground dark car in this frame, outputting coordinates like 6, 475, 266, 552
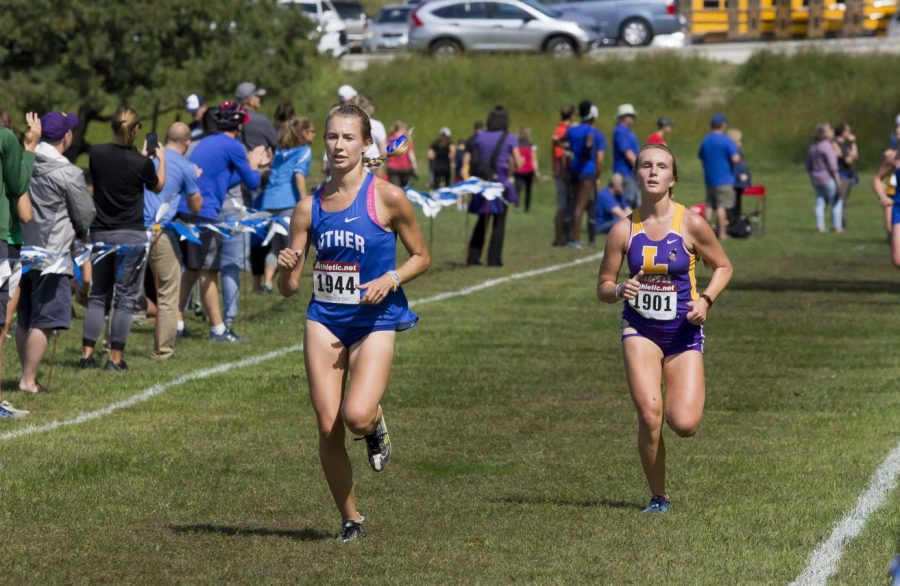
541, 0, 682, 46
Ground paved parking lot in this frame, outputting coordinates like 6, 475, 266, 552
341, 34, 900, 70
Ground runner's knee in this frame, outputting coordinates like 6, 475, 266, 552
341, 404, 377, 435
666, 412, 701, 437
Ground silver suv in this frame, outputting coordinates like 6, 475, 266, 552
408, 0, 602, 56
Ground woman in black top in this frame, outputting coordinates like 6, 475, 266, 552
81, 106, 165, 371
428, 127, 455, 189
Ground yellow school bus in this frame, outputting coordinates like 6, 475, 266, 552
687, 0, 896, 40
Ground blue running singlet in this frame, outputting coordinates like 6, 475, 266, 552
306, 173, 418, 330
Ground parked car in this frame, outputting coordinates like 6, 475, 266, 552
365, 5, 414, 51
889, 3, 900, 36
280, 0, 350, 57
334, 1, 368, 51
408, 0, 602, 56
541, 0, 682, 46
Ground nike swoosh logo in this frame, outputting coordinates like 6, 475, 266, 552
666, 239, 678, 244
344, 216, 360, 223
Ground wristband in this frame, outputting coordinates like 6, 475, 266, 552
388, 270, 401, 292
700, 293, 714, 307
615, 282, 626, 299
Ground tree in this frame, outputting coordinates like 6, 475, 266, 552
0, 0, 316, 158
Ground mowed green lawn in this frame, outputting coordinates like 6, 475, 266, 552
0, 163, 898, 584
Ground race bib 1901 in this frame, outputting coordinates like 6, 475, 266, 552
313, 260, 360, 304
629, 281, 677, 320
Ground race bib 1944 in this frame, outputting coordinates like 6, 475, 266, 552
629, 281, 677, 320
313, 260, 360, 304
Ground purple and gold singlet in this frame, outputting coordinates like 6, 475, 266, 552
621, 203, 704, 356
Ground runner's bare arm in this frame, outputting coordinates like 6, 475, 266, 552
597, 218, 634, 303
359, 181, 431, 305
683, 210, 733, 323
277, 197, 313, 298
872, 152, 896, 206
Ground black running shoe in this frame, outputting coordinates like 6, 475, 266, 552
176, 328, 193, 339
105, 359, 128, 372
337, 517, 365, 542
79, 357, 96, 369
355, 409, 391, 472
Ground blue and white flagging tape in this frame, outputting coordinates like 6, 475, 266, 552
404, 177, 508, 218
0, 212, 294, 289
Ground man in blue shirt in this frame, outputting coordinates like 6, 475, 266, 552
613, 104, 640, 208
563, 101, 606, 248
177, 102, 270, 342
595, 173, 632, 234
144, 122, 201, 360
698, 113, 741, 240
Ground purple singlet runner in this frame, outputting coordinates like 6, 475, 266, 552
621, 203, 704, 356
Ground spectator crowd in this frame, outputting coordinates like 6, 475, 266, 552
0, 82, 887, 418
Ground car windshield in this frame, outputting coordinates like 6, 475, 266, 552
378, 7, 411, 22
517, 0, 560, 18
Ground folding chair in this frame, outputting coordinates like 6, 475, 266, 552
741, 185, 766, 236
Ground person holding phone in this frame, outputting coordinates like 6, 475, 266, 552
81, 106, 166, 371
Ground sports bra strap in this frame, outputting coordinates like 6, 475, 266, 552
365, 174, 392, 233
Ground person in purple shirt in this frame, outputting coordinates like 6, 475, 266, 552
698, 113, 741, 240
805, 122, 843, 233
613, 104, 640, 208
176, 101, 270, 342
466, 105, 523, 267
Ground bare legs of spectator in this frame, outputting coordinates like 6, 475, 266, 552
16, 326, 49, 392
178, 269, 224, 330
716, 206, 729, 240
571, 179, 594, 246
553, 177, 571, 246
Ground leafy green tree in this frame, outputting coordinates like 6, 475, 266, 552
0, 0, 316, 157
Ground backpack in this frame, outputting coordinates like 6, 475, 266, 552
727, 215, 753, 238
471, 132, 508, 181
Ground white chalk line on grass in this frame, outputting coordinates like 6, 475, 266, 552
0, 252, 603, 443
0, 346, 301, 442
790, 439, 900, 585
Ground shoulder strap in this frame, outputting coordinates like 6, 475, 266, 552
488, 132, 508, 173
631, 209, 643, 236
672, 203, 685, 235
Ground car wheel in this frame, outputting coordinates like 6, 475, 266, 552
545, 36, 577, 57
430, 38, 462, 57
620, 18, 652, 46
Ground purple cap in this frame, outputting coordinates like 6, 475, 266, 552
41, 112, 79, 142
711, 113, 727, 126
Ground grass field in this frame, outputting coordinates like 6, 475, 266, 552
0, 158, 897, 584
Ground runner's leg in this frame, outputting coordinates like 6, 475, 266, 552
304, 320, 360, 522
623, 336, 666, 497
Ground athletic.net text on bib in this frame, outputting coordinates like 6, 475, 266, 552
629, 281, 677, 320
313, 260, 360, 305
